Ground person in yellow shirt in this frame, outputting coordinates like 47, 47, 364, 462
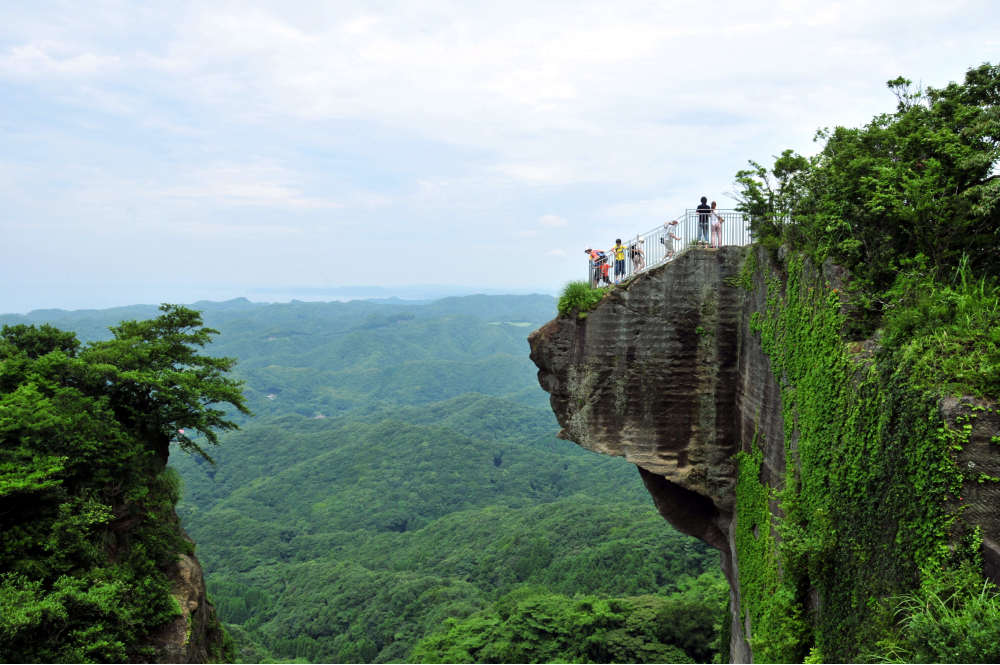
612, 239, 627, 282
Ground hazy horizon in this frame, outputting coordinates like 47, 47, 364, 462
1, 284, 557, 317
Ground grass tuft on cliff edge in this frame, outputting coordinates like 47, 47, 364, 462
557, 281, 609, 318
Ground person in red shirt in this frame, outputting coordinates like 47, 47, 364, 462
585, 248, 611, 288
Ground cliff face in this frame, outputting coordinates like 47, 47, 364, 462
530, 247, 758, 661
146, 527, 230, 663
529, 246, 1000, 662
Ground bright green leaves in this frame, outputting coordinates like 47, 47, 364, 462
731, 149, 812, 246
0, 323, 81, 360
732, 63, 1000, 330
0, 455, 65, 498
881, 255, 1000, 399
409, 586, 721, 664
0, 572, 165, 664
81, 304, 250, 462
734, 432, 780, 654
872, 565, 1000, 663
735, 250, 981, 661
0, 306, 245, 661
557, 281, 609, 317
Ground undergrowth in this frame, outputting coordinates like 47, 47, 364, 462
557, 281, 608, 317
872, 564, 1000, 663
882, 255, 1000, 400
733, 248, 999, 663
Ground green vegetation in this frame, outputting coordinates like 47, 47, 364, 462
880, 256, 1000, 399
732, 249, 998, 663
160, 294, 726, 663
727, 63, 1000, 662
873, 565, 1000, 663
733, 63, 1000, 337
8, 294, 726, 663
0, 307, 246, 662
410, 577, 726, 664
558, 281, 608, 317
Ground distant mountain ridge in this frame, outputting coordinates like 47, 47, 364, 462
0, 294, 558, 343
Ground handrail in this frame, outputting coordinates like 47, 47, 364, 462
587, 209, 752, 287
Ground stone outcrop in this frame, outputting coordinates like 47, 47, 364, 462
145, 529, 230, 663
529, 246, 1000, 663
530, 247, 757, 661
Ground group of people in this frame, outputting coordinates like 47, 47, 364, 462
584, 197, 726, 288
696, 197, 726, 248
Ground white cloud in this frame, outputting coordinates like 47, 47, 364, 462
538, 215, 568, 227
161, 164, 341, 208
1, 0, 998, 310
546, 249, 567, 258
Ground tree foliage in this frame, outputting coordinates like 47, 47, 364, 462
410, 579, 726, 664
0, 305, 247, 663
5, 295, 727, 664
732, 63, 1000, 323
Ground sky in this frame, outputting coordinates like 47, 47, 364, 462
1, 0, 998, 313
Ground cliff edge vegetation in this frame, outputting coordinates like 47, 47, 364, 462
0, 305, 248, 663
728, 63, 1000, 662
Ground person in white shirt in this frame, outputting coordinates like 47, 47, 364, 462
710, 201, 724, 248
661, 219, 681, 260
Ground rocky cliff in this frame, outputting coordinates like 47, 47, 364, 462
529, 246, 1000, 662
146, 527, 231, 663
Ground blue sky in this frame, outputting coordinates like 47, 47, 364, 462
2, 0, 998, 313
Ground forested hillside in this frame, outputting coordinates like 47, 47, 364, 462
6, 295, 727, 664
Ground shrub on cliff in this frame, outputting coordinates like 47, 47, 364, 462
558, 281, 608, 317
873, 565, 1000, 663
0, 306, 248, 662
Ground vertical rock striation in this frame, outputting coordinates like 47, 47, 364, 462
530, 247, 761, 661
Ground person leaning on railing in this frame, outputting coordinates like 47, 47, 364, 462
585, 248, 611, 288
630, 238, 645, 273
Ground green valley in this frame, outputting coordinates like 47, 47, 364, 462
3, 295, 726, 663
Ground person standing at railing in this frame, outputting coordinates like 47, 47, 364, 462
630, 238, 645, 273
697, 197, 711, 247
710, 201, 724, 248
612, 239, 627, 283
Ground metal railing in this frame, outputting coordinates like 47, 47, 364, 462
587, 209, 752, 287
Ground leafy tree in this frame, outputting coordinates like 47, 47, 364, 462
409, 581, 726, 664
0, 305, 247, 662
732, 63, 1000, 319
